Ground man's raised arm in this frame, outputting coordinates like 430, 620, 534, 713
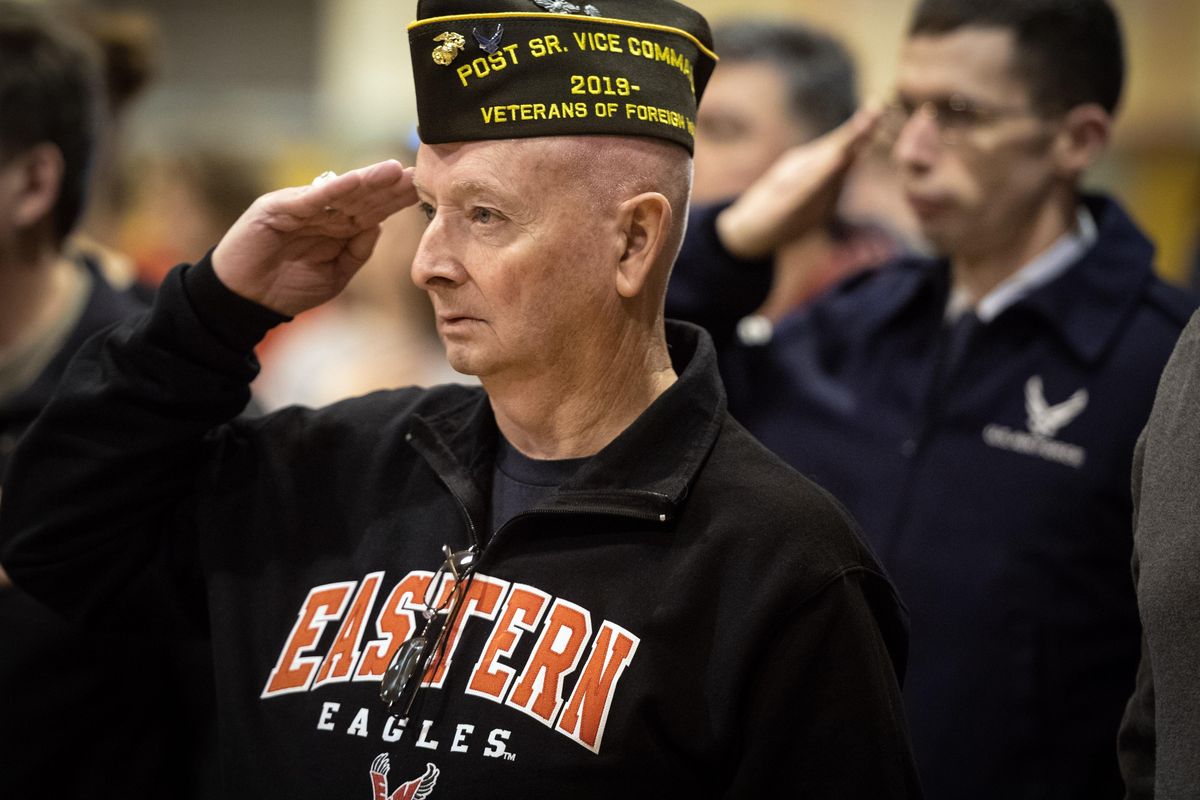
666, 107, 880, 343
0, 160, 417, 626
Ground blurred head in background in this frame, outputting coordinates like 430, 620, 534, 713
65, 5, 158, 257
119, 148, 265, 284
0, 1, 104, 262
693, 19, 857, 204
886, 0, 1123, 260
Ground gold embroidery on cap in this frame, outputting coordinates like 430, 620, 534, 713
432, 32, 467, 65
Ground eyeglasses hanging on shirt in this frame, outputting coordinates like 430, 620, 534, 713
380, 543, 479, 716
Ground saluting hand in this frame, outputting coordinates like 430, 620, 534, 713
212, 160, 418, 317
716, 104, 883, 261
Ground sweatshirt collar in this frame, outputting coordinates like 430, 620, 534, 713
407, 320, 725, 532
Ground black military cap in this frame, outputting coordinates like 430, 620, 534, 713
407, 0, 716, 153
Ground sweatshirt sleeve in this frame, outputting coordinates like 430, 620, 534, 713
0, 255, 289, 633
724, 569, 924, 799
666, 202, 773, 350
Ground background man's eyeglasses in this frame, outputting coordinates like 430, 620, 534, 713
880, 93, 1042, 146
380, 544, 479, 716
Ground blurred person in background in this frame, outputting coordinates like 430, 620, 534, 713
691, 20, 858, 205
670, 18, 915, 347
121, 148, 266, 287
667, 0, 1195, 797
1118, 305, 1200, 799
253, 145, 463, 411
64, 4, 159, 291
0, 3, 215, 796
1118, 146, 1200, 800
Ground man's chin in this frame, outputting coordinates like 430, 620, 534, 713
441, 346, 488, 379
914, 222, 960, 258
445, 356, 481, 377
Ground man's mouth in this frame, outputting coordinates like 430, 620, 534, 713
439, 314, 483, 328
905, 192, 949, 220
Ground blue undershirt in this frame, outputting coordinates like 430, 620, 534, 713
490, 437, 590, 533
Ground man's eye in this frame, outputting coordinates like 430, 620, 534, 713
418, 202, 435, 222
938, 95, 982, 128
697, 115, 749, 144
472, 207, 496, 224
938, 104, 978, 128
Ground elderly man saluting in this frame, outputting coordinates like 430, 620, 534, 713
0, 1, 918, 797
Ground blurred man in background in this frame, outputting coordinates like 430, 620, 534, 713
667, 0, 1195, 797
0, 4, 214, 795
670, 19, 913, 348
64, 4, 159, 291
692, 20, 858, 205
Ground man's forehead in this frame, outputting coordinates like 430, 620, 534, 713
416, 136, 604, 174
897, 26, 1027, 101
420, 137, 551, 166
413, 138, 568, 195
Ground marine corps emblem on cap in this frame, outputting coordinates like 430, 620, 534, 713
432, 31, 466, 65
407, 0, 718, 153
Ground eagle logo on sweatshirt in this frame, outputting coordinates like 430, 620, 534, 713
369, 755, 439, 800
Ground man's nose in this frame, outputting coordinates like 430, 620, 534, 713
892, 108, 941, 172
411, 216, 466, 290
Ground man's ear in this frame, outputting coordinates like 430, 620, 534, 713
614, 192, 672, 299
6, 143, 66, 230
1052, 104, 1111, 178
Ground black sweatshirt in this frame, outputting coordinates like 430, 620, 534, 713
0, 257, 921, 798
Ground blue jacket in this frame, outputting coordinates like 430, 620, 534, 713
668, 195, 1196, 800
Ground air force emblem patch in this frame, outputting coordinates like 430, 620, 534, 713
472, 24, 504, 54
982, 375, 1089, 468
1024, 375, 1088, 437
